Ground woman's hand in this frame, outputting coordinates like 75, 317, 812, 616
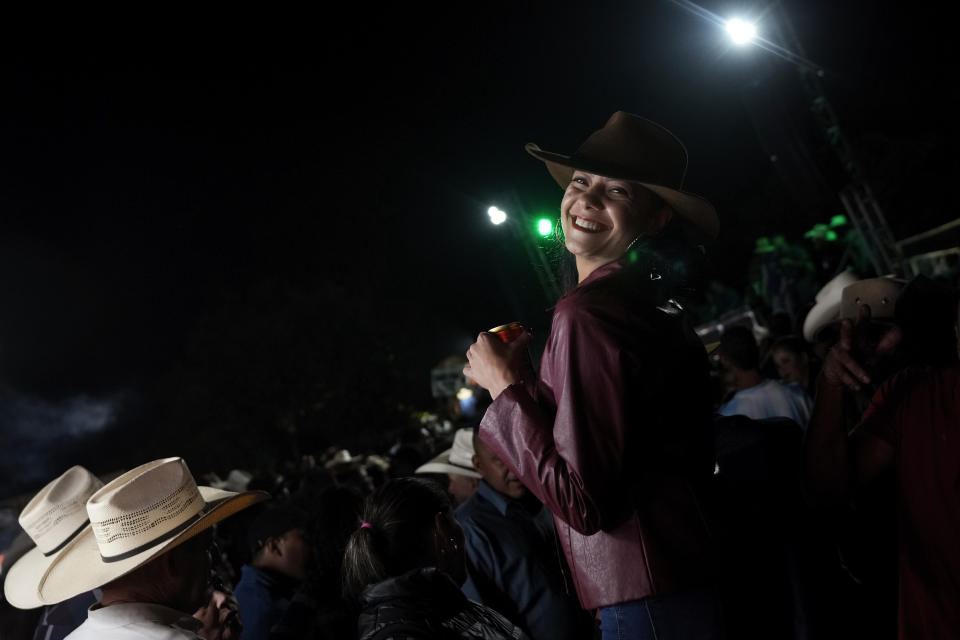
463, 331, 533, 400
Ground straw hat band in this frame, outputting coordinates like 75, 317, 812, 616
21, 496, 88, 554
98, 511, 203, 563
91, 478, 204, 562
42, 520, 90, 557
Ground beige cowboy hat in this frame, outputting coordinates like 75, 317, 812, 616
324, 448, 354, 470
3, 466, 103, 609
802, 270, 861, 343
525, 110, 719, 244
839, 276, 908, 325
206, 468, 253, 493
35, 457, 268, 605
415, 428, 482, 479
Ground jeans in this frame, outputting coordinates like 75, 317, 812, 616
599, 586, 722, 640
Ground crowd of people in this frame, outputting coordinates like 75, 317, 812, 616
1, 111, 958, 640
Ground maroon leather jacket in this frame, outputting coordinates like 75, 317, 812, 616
479, 260, 716, 610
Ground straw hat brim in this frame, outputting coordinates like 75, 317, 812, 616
415, 451, 482, 479
35, 486, 268, 606
802, 271, 862, 342
802, 302, 844, 344
525, 144, 720, 244
4, 544, 71, 609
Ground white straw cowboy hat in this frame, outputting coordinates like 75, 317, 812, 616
36, 457, 268, 605
415, 428, 482, 479
206, 468, 253, 493
525, 110, 719, 244
839, 276, 908, 323
802, 270, 861, 343
3, 466, 103, 609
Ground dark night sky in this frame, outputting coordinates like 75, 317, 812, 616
1, 1, 957, 497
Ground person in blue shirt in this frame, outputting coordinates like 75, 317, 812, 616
716, 325, 812, 428
233, 502, 309, 640
456, 432, 593, 640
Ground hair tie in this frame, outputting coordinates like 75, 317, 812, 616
360, 522, 372, 529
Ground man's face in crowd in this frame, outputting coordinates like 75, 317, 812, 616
274, 527, 309, 581
473, 436, 527, 500
772, 347, 807, 386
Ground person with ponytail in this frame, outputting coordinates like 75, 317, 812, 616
342, 476, 528, 640
464, 112, 723, 639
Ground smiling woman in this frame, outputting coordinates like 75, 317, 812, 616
561, 171, 674, 281
464, 111, 724, 640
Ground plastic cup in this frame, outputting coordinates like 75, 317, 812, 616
488, 322, 525, 343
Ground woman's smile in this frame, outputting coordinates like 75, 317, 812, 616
569, 215, 611, 233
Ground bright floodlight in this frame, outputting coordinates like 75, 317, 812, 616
488, 206, 507, 225
726, 18, 756, 45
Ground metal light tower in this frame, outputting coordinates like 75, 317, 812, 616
757, 0, 904, 277
487, 195, 562, 305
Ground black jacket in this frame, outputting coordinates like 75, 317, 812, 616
357, 568, 529, 640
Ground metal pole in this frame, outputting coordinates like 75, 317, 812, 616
769, 0, 903, 276
507, 190, 562, 303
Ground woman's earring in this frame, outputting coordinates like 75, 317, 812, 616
625, 235, 642, 253
554, 217, 564, 244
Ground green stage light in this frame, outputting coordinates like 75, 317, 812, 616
804, 223, 829, 240
754, 236, 775, 254
829, 214, 847, 227
537, 218, 553, 236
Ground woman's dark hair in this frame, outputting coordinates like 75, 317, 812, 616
303, 485, 363, 591
341, 476, 452, 601
636, 215, 710, 305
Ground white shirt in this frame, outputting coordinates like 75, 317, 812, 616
718, 379, 813, 428
65, 602, 203, 640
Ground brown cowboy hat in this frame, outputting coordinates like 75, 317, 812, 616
525, 111, 719, 244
